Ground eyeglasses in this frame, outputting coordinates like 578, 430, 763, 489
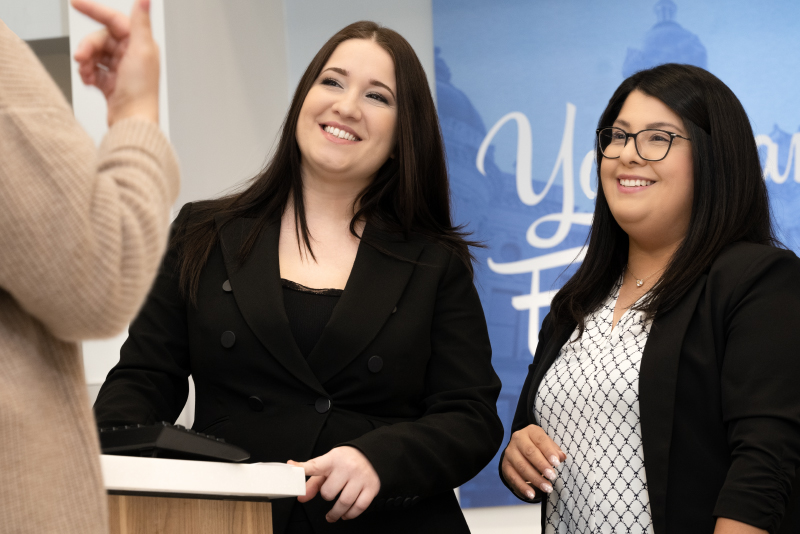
596, 127, 691, 162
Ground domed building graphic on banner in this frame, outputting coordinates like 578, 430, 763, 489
622, 0, 707, 77
621, 0, 798, 240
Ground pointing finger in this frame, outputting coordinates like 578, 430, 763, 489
71, 0, 131, 40
128, 0, 153, 42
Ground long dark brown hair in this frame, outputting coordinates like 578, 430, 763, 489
550, 63, 780, 334
174, 21, 477, 303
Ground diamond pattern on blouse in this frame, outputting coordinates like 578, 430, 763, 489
534, 283, 654, 534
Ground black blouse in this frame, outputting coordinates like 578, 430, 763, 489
281, 279, 343, 531
281, 278, 343, 359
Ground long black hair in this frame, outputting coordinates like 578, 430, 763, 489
550, 63, 780, 333
174, 21, 477, 303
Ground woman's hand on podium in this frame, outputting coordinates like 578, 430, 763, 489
288, 447, 380, 522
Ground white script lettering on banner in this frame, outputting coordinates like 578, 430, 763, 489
477, 103, 593, 357
757, 133, 800, 184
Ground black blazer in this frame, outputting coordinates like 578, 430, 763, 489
94, 203, 504, 534
502, 242, 800, 534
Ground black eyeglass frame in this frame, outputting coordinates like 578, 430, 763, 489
596, 127, 692, 162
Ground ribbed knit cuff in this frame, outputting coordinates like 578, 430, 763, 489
100, 118, 181, 203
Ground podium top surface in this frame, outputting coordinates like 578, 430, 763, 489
101, 455, 306, 500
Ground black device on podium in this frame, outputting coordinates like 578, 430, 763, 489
99, 421, 250, 463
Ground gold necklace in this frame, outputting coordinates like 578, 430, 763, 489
626, 265, 663, 288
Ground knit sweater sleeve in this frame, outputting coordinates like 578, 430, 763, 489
0, 20, 180, 341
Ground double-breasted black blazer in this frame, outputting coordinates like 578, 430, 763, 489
502, 242, 800, 534
94, 203, 504, 534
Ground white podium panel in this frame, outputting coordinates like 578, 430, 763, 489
100, 455, 306, 500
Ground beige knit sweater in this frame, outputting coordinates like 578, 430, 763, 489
0, 20, 179, 533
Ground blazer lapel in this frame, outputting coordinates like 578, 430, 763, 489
216, 215, 327, 396
639, 275, 707, 534
307, 224, 424, 385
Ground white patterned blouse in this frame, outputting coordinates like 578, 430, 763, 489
534, 281, 655, 534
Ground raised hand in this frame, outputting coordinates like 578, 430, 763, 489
289, 446, 381, 522
71, 0, 159, 125
501, 424, 566, 500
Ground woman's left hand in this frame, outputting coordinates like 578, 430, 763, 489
288, 446, 381, 522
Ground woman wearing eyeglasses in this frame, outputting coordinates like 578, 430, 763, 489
499, 63, 800, 534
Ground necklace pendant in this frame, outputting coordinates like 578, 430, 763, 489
636, 279, 644, 287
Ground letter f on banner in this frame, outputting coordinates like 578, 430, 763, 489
488, 247, 586, 358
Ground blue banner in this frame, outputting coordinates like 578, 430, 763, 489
433, 0, 800, 508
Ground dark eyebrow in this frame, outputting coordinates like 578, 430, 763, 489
370, 80, 396, 100
646, 121, 685, 134
323, 67, 349, 77
321, 67, 396, 101
614, 118, 686, 135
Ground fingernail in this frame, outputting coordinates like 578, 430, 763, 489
543, 468, 557, 481
541, 482, 553, 493
525, 490, 535, 500
549, 455, 561, 467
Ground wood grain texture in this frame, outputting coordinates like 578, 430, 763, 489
108, 495, 272, 534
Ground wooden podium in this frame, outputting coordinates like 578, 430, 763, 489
101, 455, 305, 534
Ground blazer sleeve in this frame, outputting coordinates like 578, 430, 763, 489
713, 248, 800, 533
93, 204, 194, 427
343, 250, 504, 498
497, 313, 554, 504
0, 21, 180, 342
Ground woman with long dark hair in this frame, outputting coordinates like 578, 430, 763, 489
500, 64, 800, 534
94, 21, 502, 534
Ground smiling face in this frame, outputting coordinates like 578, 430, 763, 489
295, 38, 397, 188
599, 90, 694, 247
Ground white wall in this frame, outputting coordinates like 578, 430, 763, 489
0, 0, 68, 40
283, 0, 436, 100
164, 0, 289, 209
